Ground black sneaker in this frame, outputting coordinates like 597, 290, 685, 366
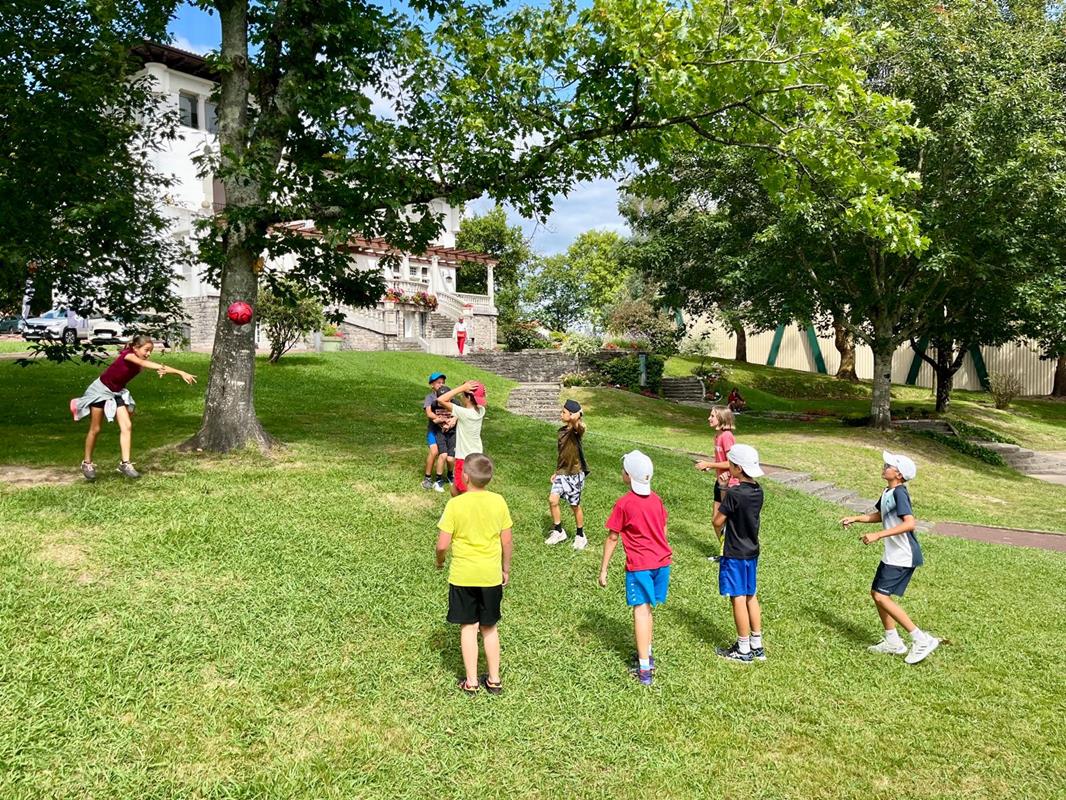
751, 646, 766, 661
715, 642, 753, 663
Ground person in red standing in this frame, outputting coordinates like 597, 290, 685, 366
598, 450, 672, 686
70, 335, 197, 480
454, 316, 468, 355
695, 406, 739, 561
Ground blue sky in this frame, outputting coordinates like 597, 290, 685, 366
167, 2, 627, 255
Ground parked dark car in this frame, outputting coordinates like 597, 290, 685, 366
0, 317, 23, 334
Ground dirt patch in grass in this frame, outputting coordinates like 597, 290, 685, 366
36, 530, 106, 585
0, 464, 80, 487
352, 480, 437, 511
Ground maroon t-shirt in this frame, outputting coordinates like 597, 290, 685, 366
605, 490, 672, 572
99, 348, 142, 391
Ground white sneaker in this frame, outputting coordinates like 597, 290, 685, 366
868, 638, 908, 656
544, 529, 568, 545
572, 534, 588, 551
432, 481, 445, 493
905, 636, 940, 664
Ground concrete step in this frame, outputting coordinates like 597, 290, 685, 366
812, 487, 859, 504
975, 441, 1022, 454
843, 498, 876, 513
769, 471, 812, 485
789, 480, 836, 495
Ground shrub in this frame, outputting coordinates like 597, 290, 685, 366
917, 431, 1008, 467
501, 318, 550, 351
692, 360, 726, 385
561, 332, 602, 356
605, 299, 680, 354
988, 371, 1022, 409
947, 419, 1019, 445
605, 337, 645, 350
601, 354, 665, 393
258, 285, 326, 364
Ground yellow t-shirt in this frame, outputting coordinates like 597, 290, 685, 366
437, 490, 513, 587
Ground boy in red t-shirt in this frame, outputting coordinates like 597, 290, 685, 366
598, 450, 671, 686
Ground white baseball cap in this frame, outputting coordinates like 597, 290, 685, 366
882, 451, 917, 481
727, 443, 764, 478
622, 450, 654, 496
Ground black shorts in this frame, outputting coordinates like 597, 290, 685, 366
872, 563, 916, 597
89, 397, 127, 409
447, 584, 503, 626
434, 428, 456, 457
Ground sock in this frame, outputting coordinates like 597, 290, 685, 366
553, 522, 562, 532
909, 627, 929, 644
638, 657, 651, 671
576, 527, 585, 538
737, 636, 751, 654
750, 632, 762, 649
424, 473, 431, 479
884, 628, 903, 645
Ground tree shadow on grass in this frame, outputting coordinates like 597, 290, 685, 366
802, 604, 870, 645
578, 608, 633, 667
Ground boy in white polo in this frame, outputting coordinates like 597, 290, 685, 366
841, 451, 939, 665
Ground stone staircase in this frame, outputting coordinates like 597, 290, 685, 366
662, 377, 705, 403
506, 383, 562, 423
386, 337, 422, 352
428, 312, 456, 338
974, 442, 1066, 486
893, 419, 955, 435
461, 350, 582, 381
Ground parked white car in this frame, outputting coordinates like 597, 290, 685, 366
21, 308, 123, 346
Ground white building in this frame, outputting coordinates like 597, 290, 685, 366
132, 42, 498, 354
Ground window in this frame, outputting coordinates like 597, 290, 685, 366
205, 100, 219, 133
178, 92, 199, 129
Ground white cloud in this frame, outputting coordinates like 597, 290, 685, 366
467, 177, 628, 255
172, 35, 213, 56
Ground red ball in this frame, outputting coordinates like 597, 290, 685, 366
227, 301, 253, 325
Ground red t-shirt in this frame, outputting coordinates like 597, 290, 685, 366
715, 430, 740, 487
605, 491, 671, 572
99, 348, 142, 392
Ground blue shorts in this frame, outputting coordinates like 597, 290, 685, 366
625, 566, 670, 607
719, 557, 758, 597
872, 563, 915, 597
426, 431, 437, 447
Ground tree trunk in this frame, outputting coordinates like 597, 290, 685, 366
834, 319, 858, 381
934, 353, 954, 413
1053, 353, 1066, 397
179, 0, 274, 453
180, 244, 275, 452
870, 343, 894, 430
733, 322, 747, 363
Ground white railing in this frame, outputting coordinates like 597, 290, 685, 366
455, 292, 496, 315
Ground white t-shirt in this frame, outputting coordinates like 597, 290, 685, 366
451, 403, 485, 459
455, 321, 467, 335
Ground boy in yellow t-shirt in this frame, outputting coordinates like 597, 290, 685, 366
435, 453, 513, 695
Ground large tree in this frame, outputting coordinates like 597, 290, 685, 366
625, 0, 1066, 425
7, 0, 923, 450
0, 1, 186, 326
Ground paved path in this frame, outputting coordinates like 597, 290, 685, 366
974, 441, 1066, 487
931, 522, 1066, 552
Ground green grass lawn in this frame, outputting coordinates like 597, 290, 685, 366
1, 352, 1064, 799
0, 338, 30, 353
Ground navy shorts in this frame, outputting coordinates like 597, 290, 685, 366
872, 563, 915, 597
434, 428, 456, 457
625, 566, 670, 607
719, 556, 758, 597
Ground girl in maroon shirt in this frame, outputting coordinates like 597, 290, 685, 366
74, 335, 196, 480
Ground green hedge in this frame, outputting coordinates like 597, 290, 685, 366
601, 354, 665, 393
917, 431, 1008, 467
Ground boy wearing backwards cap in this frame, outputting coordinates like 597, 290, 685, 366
841, 452, 939, 665
436, 380, 487, 496
599, 450, 672, 686
422, 372, 455, 492
712, 443, 766, 663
